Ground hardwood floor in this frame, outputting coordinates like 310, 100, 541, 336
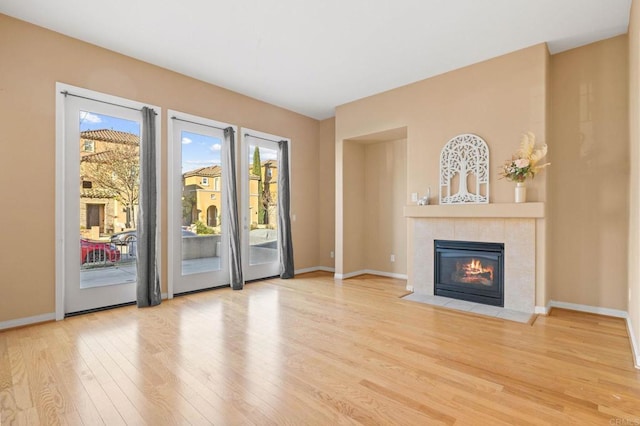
1, 272, 640, 425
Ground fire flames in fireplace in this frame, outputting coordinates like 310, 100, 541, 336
435, 240, 504, 306
452, 258, 494, 286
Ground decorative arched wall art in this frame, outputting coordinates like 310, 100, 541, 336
439, 133, 489, 204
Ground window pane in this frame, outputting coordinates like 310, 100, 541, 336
248, 144, 278, 265
181, 130, 222, 275
79, 111, 139, 289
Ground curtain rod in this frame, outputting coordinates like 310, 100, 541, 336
244, 133, 285, 143
61, 91, 156, 115
171, 116, 228, 131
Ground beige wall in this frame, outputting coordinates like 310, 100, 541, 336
318, 118, 336, 268
628, 0, 640, 360
335, 44, 549, 302
342, 142, 367, 273
364, 139, 407, 275
336, 43, 549, 205
0, 14, 320, 323
549, 35, 629, 310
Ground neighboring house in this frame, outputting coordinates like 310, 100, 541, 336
79, 129, 140, 237
182, 165, 223, 229
182, 161, 278, 230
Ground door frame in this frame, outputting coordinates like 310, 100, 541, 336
167, 110, 236, 297
55, 83, 162, 320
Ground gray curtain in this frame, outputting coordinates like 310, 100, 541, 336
278, 140, 295, 278
136, 107, 161, 307
223, 127, 244, 289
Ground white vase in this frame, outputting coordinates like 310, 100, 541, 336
515, 182, 527, 203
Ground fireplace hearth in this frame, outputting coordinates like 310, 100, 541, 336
434, 240, 504, 307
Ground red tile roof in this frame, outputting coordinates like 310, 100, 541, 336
80, 150, 120, 163
183, 165, 222, 178
81, 188, 117, 198
81, 129, 139, 145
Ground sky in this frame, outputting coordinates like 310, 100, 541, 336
79, 111, 140, 135
181, 130, 221, 173
248, 144, 277, 161
80, 111, 277, 174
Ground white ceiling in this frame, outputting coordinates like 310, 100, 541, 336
0, 0, 632, 119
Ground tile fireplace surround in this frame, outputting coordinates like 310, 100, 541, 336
404, 203, 545, 314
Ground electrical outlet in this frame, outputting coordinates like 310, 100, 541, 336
330, 251, 334, 258
390, 254, 395, 262
292, 214, 297, 221
411, 192, 418, 202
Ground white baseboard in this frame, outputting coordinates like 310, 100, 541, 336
0, 312, 56, 331
365, 270, 408, 280
334, 270, 364, 279
626, 317, 640, 370
295, 266, 335, 274
334, 269, 408, 280
547, 300, 639, 370
535, 305, 550, 315
335, 270, 365, 279
548, 300, 627, 318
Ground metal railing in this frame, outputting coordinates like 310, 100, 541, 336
81, 236, 137, 269
116, 236, 137, 259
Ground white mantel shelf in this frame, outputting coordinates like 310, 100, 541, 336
404, 202, 545, 219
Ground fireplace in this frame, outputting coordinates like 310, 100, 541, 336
434, 240, 504, 307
